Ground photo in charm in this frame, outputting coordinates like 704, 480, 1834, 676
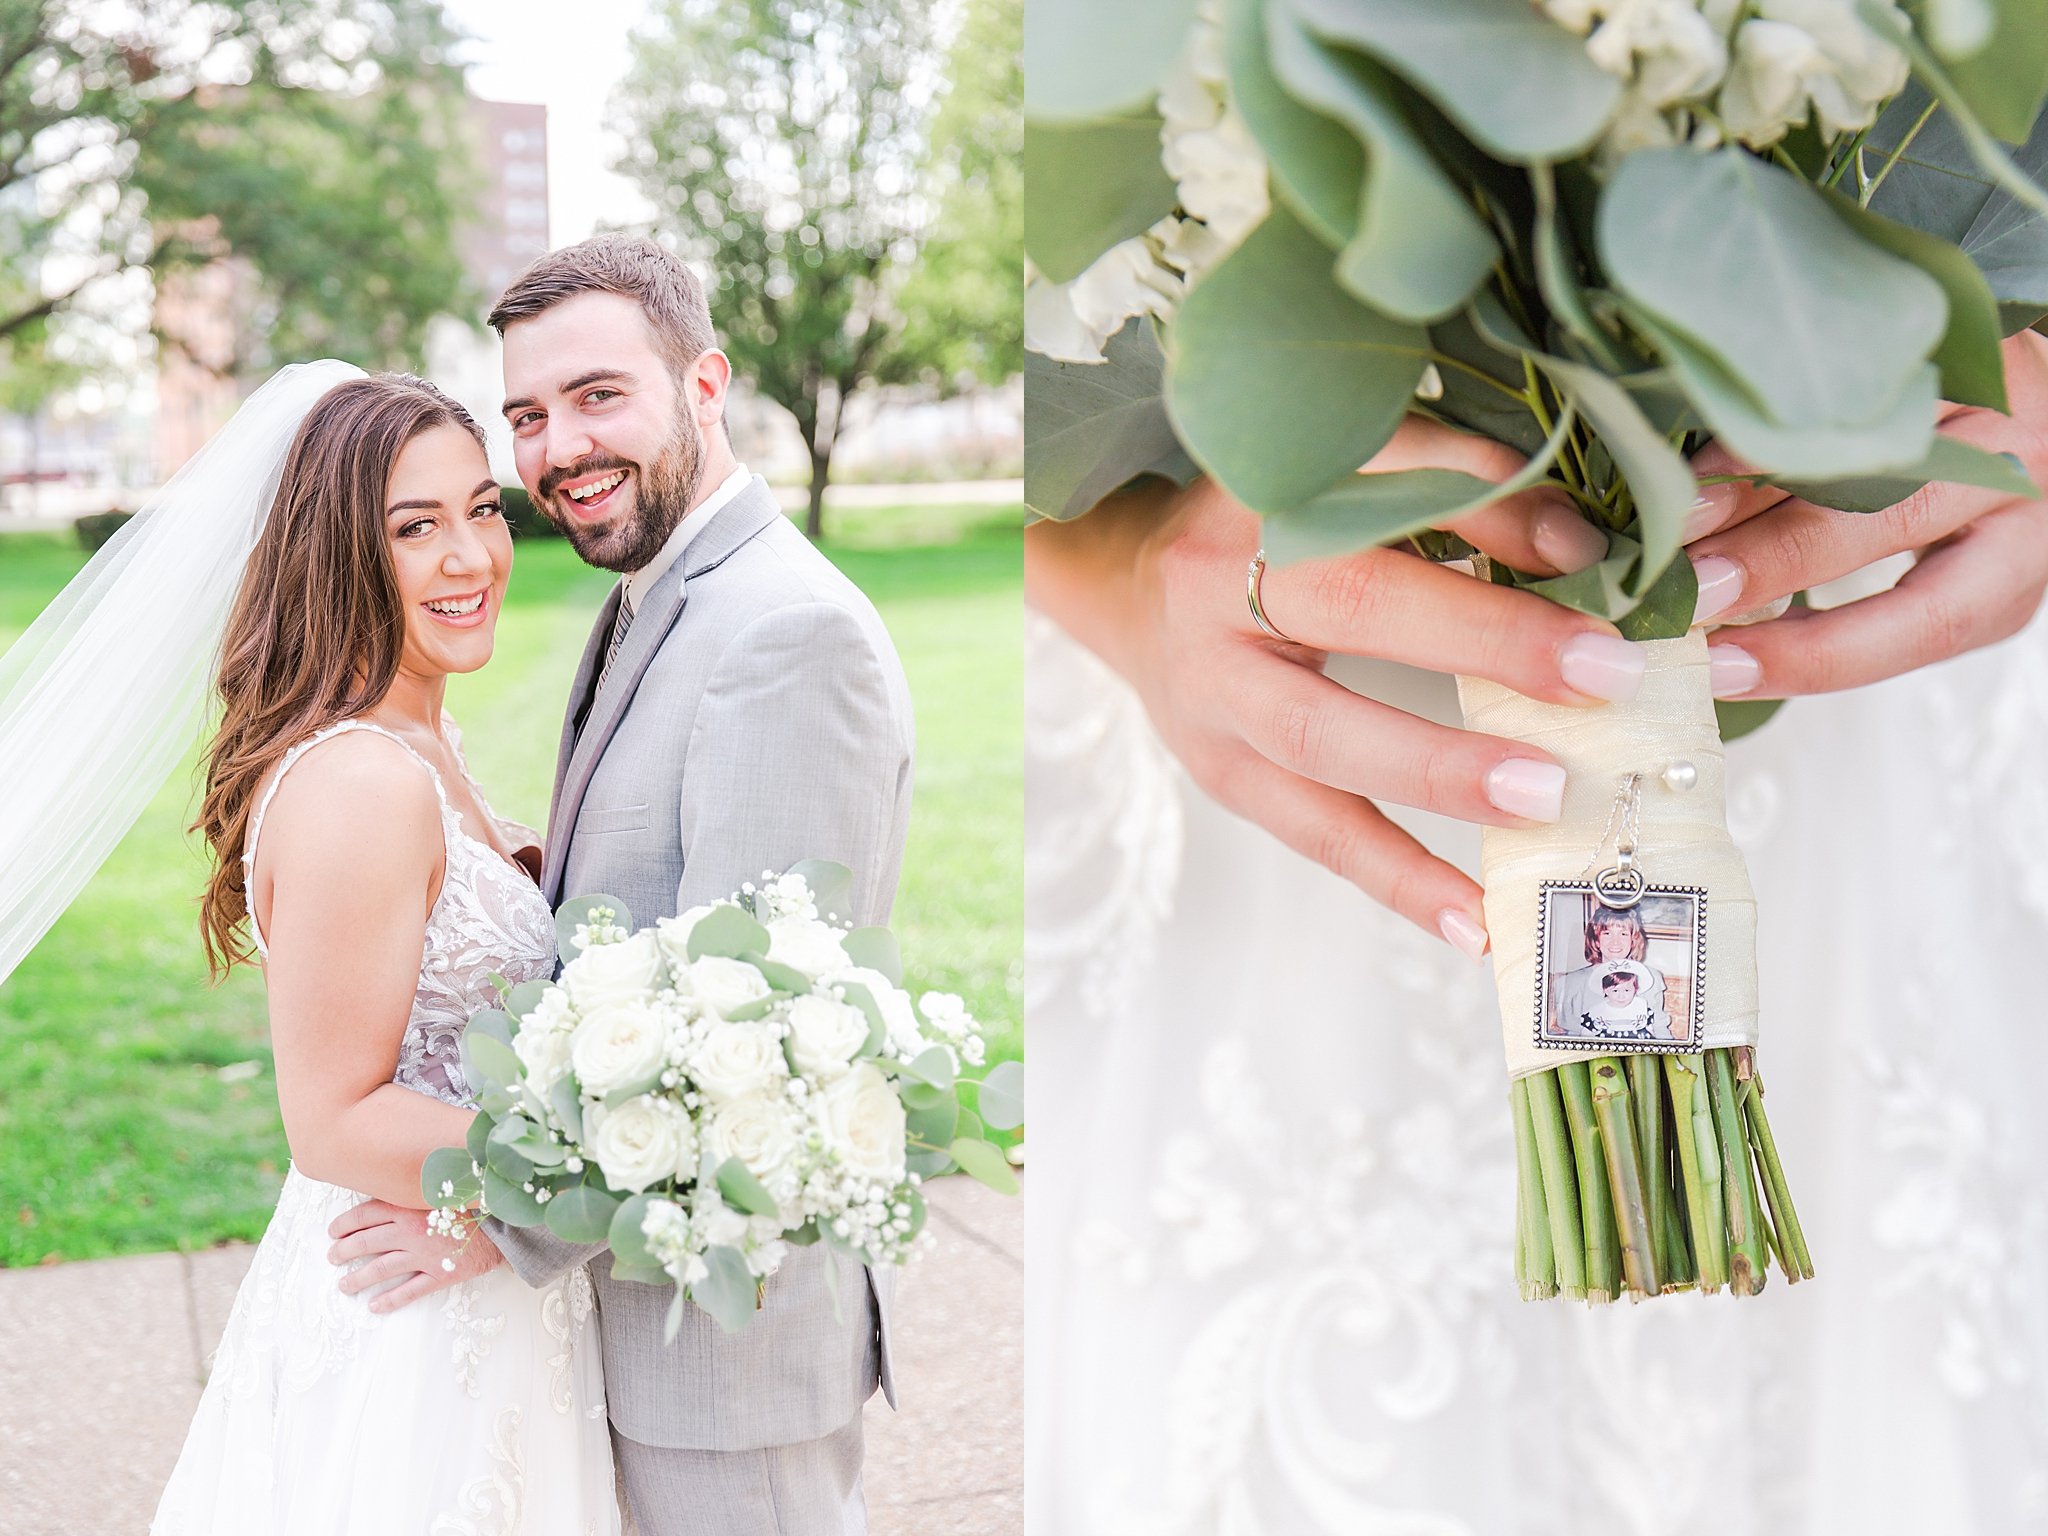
1534, 883, 1705, 1052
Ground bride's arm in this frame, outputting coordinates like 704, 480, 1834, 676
253, 733, 475, 1207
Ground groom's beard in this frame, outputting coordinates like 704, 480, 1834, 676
544, 415, 706, 574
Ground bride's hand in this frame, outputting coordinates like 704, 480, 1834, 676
1685, 329, 2048, 697
1025, 417, 1646, 959
328, 1198, 504, 1313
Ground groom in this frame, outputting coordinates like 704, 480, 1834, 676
331, 234, 915, 1534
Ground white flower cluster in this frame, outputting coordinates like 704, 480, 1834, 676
500, 875, 983, 1298
1543, 0, 1912, 155
1024, 0, 1269, 364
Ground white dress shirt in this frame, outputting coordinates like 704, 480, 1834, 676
624, 462, 755, 612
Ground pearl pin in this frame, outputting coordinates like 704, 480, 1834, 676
1661, 759, 1699, 793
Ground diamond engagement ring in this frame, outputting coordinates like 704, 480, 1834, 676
1246, 548, 1297, 643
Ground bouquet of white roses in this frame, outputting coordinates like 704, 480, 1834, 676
422, 863, 1023, 1336
1028, 0, 2048, 1302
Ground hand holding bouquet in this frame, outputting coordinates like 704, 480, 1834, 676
1028, 0, 2048, 1300
424, 864, 1023, 1336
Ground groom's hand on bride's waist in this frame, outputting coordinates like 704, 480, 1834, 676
327, 1198, 504, 1313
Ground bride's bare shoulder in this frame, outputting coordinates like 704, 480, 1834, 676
254, 727, 442, 874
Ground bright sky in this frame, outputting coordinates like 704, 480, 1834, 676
439, 0, 658, 245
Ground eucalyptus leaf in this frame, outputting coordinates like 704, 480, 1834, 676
1629, 306, 1941, 478
1822, 188, 2008, 410
715, 1157, 780, 1219
977, 1059, 1025, 1132
1425, 306, 1547, 455
1612, 550, 1698, 642
1264, 0, 1495, 322
1861, 2, 2048, 219
461, 1031, 524, 1097
692, 1245, 759, 1336
907, 1094, 961, 1152
1260, 398, 1575, 566
547, 1076, 585, 1144
1600, 148, 1947, 432
1716, 697, 1789, 741
421, 1145, 479, 1208
836, 980, 888, 1057
608, 1193, 658, 1270
1221, 0, 1362, 245
466, 1112, 492, 1165
1532, 354, 1695, 597
1288, 0, 1622, 163
482, 1166, 544, 1227
900, 1046, 958, 1094
484, 1138, 537, 1190
464, 1008, 515, 1051
907, 1145, 955, 1179
1526, 532, 1641, 621
1939, 0, 2048, 142
950, 1137, 1022, 1195
544, 1184, 622, 1246
841, 927, 902, 985
554, 894, 633, 964
784, 859, 854, 923
687, 905, 770, 962
1532, 164, 1624, 371
1025, 318, 1201, 522
1026, 0, 1199, 120
1024, 113, 1179, 282
1167, 202, 1429, 512
739, 951, 814, 995
501, 982, 551, 1022
1865, 83, 2048, 313
899, 1078, 950, 1112
1768, 435, 2036, 513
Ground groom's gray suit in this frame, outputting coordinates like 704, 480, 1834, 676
491, 474, 914, 1534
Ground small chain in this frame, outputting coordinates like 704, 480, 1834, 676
1577, 773, 1642, 879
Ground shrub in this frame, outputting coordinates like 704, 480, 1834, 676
499, 484, 562, 540
75, 511, 133, 552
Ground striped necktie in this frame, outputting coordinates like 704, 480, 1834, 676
594, 588, 635, 700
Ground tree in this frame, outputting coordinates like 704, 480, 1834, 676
885, 0, 1022, 389
0, 0, 476, 386
615, 0, 1019, 539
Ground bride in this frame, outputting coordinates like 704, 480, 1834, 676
0, 364, 619, 1532
1025, 337, 2048, 1532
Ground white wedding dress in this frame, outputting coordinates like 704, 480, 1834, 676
152, 720, 622, 1536
1026, 593, 2048, 1534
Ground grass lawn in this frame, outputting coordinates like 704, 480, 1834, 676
0, 503, 1021, 1265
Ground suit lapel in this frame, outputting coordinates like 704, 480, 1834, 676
541, 579, 621, 904
541, 477, 785, 907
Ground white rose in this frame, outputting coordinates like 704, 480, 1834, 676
816, 1063, 908, 1184
765, 916, 851, 980
704, 1093, 800, 1180
785, 993, 870, 1080
690, 1020, 787, 1103
570, 1000, 669, 1097
688, 956, 773, 1020
562, 929, 663, 1010
586, 1095, 697, 1194
654, 905, 717, 971
513, 1019, 575, 1094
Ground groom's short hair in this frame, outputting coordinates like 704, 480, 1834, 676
487, 235, 718, 381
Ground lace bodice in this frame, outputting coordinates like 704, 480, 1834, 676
243, 718, 556, 1108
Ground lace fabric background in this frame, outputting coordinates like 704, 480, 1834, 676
1025, 604, 2048, 1535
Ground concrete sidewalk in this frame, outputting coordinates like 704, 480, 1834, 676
0, 1176, 1021, 1535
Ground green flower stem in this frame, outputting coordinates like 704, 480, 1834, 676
1511, 1078, 1557, 1299
1526, 1068, 1587, 1299
1705, 1049, 1768, 1295
1589, 1059, 1658, 1296
1859, 96, 1940, 207
1624, 1053, 1679, 1290
1558, 1062, 1620, 1302
1738, 1056, 1815, 1281
1663, 1054, 1726, 1291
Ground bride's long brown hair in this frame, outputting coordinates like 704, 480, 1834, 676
195, 373, 486, 977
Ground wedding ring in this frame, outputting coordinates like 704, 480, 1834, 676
1246, 548, 1297, 644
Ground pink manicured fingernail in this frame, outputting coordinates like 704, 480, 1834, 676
1486, 758, 1566, 822
1709, 643, 1761, 698
1560, 632, 1647, 703
1438, 907, 1490, 963
1692, 555, 1744, 625
1532, 510, 1609, 574
1684, 485, 1739, 542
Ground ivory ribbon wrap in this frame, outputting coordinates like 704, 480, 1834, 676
1457, 631, 1760, 1080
